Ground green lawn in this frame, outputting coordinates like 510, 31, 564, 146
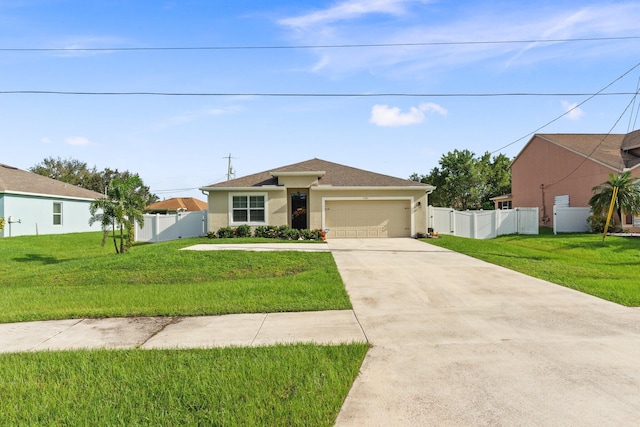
0, 344, 369, 426
424, 230, 640, 306
0, 232, 351, 323
0, 232, 366, 425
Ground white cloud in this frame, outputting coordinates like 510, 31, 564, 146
279, 0, 414, 28
562, 101, 585, 120
278, 2, 640, 75
369, 102, 447, 127
66, 136, 90, 146
41, 137, 52, 144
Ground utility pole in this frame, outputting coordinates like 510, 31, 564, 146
223, 154, 236, 181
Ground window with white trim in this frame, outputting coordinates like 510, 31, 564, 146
231, 195, 265, 224
53, 202, 63, 225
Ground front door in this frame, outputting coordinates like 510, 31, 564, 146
291, 192, 307, 230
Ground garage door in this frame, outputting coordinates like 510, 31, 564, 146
325, 200, 411, 238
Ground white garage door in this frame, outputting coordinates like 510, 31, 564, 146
325, 200, 411, 238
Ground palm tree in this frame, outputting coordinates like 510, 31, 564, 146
589, 171, 640, 229
90, 175, 146, 254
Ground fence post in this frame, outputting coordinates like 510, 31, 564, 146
154, 213, 160, 242
450, 209, 455, 235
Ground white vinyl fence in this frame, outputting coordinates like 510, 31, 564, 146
553, 206, 591, 234
429, 207, 539, 239
135, 210, 208, 243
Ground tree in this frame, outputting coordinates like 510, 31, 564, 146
30, 157, 97, 188
589, 171, 640, 229
411, 150, 512, 210
90, 176, 146, 254
30, 157, 159, 205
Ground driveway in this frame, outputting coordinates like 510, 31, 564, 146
328, 238, 640, 426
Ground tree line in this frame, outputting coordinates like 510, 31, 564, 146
30, 157, 158, 206
411, 149, 512, 210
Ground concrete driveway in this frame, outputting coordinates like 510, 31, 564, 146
328, 238, 640, 426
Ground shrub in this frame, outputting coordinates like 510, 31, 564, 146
282, 228, 301, 240
235, 224, 251, 238
277, 225, 289, 239
205, 230, 217, 239
587, 214, 614, 233
299, 229, 313, 240
216, 227, 234, 238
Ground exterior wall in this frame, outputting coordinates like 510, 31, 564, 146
309, 188, 429, 236
206, 188, 287, 232
0, 193, 101, 237
511, 136, 632, 227
206, 187, 430, 237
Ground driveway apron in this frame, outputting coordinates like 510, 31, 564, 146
329, 238, 640, 426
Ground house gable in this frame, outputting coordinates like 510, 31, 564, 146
511, 131, 640, 229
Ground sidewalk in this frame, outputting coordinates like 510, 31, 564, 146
0, 310, 366, 353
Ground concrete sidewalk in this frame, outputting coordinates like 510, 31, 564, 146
329, 238, 640, 426
0, 310, 366, 353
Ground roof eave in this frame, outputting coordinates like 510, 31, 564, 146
0, 189, 102, 201
199, 186, 286, 192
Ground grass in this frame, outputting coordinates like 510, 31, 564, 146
0, 343, 369, 426
0, 233, 368, 425
0, 232, 351, 323
424, 229, 640, 306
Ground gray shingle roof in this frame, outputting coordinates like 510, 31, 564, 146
0, 163, 104, 199
202, 158, 430, 188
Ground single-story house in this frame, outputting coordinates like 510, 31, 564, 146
145, 197, 207, 214
199, 158, 435, 238
510, 130, 640, 229
0, 163, 104, 237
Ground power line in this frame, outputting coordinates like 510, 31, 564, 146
2, 36, 639, 52
490, 60, 640, 154
544, 85, 640, 189
0, 90, 637, 97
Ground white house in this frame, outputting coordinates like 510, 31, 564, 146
0, 163, 104, 237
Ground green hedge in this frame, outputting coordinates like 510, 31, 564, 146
206, 225, 326, 241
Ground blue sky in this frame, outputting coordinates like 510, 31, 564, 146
2, 0, 640, 200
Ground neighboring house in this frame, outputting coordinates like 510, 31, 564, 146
0, 163, 104, 237
199, 158, 435, 238
145, 197, 207, 214
510, 130, 640, 229
490, 194, 513, 210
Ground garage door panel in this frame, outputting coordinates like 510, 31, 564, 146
325, 200, 410, 238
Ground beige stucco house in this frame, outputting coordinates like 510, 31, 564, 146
199, 158, 435, 238
510, 130, 640, 229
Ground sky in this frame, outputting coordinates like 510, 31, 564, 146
2, 0, 640, 201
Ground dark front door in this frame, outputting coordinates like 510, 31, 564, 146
291, 192, 307, 230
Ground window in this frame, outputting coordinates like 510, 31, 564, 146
53, 202, 63, 225
231, 195, 265, 224
498, 200, 512, 210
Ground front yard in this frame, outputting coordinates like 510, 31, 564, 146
424, 230, 640, 306
0, 233, 351, 323
0, 232, 364, 426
